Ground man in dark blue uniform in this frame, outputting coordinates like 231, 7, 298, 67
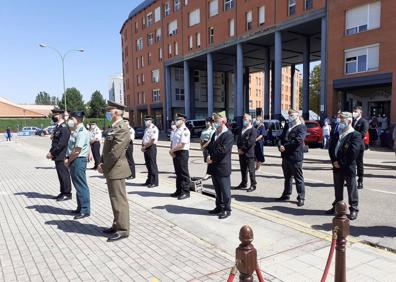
277, 109, 307, 207
47, 109, 72, 201
352, 106, 369, 189
327, 112, 362, 220
207, 111, 234, 219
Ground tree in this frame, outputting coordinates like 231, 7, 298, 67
58, 87, 85, 112
88, 90, 106, 118
298, 64, 321, 113
35, 91, 51, 105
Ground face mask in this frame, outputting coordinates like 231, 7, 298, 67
67, 120, 75, 128
206, 122, 211, 127
336, 118, 340, 123
171, 125, 176, 130
213, 122, 221, 129
145, 121, 152, 127
52, 116, 59, 123
91, 124, 96, 129
176, 120, 183, 127
288, 114, 298, 123
243, 120, 249, 127
338, 122, 347, 133
352, 112, 359, 119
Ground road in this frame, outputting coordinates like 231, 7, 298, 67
17, 136, 396, 251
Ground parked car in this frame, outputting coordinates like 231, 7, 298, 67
18, 127, 40, 136
35, 128, 46, 136
44, 125, 56, 135
186, 119, 206, 137
134, 127, 145, 139
304, 120, 323, 147
263, 120, 283, 145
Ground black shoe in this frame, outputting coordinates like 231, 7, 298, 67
177, 193, 190, 200
107, 233, 129, 242
325, 207, 335, 215
276, 195, 290, 201
170, 192, 180, 198
70, 209, 80, 214
233, 184, 247, 190
218, 211, 231, 219
349, 210, 358, 220
57, 194, 72, 202
297, 199, 305, 207
208, 208, 221, 215
148, 184, 158, 188
102, 228, 117, 235
73, 213, 90, 220
53, 193, 63, 200
141, 182, 150, 186
357, 182, 363, 190
246, 186, 256, 192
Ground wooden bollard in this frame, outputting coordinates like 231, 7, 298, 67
333, 201, 349, 282
235, 225, 257, 282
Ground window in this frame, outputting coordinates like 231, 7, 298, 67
189, 35, 193, 50
168, 44, 172, 57
224, 0, 234, 11
345, 2, 381, 35
136, 37, 143, 50
165, 2, 170, 16
209, 27, 214, 44
258, 6, 265, 25
147, 13, 153, 27
136, 57, 140, 69
189, 9, 200, 26
135, 22, 139, 33
175, 88, 185, 101
174, 42, 179, 55
142, 16, 146, 28
196, 32, 201, 48
168, 20, 178, 36
209, 0, 218, 17
156, 28, 162, 42
152, 69, 160, 83
246, 10, 252, 31
305, 0, 313, 10
159, 48, 163, 61
154, 6, 161, 22
175, 68, 184, 81
174, 0, 180, 11
345, 44, 379, 74
141, 56, 144, 67
148, 52, 152, 65
185, 0, 188, 5
288, 0, 296, 16
229, 19, 235, 37
152, 89, 161, 102
147, 33, 154, 46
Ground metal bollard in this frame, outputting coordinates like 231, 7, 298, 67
333, 201, 349, 282
235, 225, 257, 282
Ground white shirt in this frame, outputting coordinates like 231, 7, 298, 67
142, 124, 159, 145
214, 126, 228, 141
90, 126, 102, 142
129, 126, 135, 141
241, 125, 252, 135
171, 125, 190, 150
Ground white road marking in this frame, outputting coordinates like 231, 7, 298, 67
368, 189, 396, 195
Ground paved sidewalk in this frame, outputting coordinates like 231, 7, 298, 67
1, 139, 396, 281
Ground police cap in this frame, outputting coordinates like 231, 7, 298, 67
70, 111, 85, 119
106, 100, 126, 111
144, 115, 153, 121
176, 113, 187, 120
51, 108, 65, 114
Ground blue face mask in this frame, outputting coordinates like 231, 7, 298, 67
338, 122, 347, 133
213, 122, 221, 129
243, 120, 249, 127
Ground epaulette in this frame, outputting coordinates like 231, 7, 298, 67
61, 123, 66, 128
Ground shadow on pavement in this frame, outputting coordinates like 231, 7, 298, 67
35, 166, 54, 170
152, 204, 209, 215
256, 174, 284, 180
128, 191, 170, 197
126, 182, 148, 187
304, 182, 334, 188
363, 174, 396, 179
232, 194, 278, 203
263, 205, 326, 216
303, 166, 332, 171
89, 175, 105, 179
15, 192, 55, 199
27, 205, 71, 215
45, 220, 106, 237
312, 223, 396, 238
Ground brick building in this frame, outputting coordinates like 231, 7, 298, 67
121, 0, 395, 129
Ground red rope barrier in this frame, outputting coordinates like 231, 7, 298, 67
256, 267, 265, 282
227, 265, 237, 282
321, 227, 339, 282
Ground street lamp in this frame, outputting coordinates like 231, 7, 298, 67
39, 43, 84, 113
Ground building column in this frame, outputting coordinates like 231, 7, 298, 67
271, 61, 275, 119
244, 67, 250, 114
290, 64, 296, 109
236, 43, 244, 125
165, 65, 172, 130
264, 48, 270, 119
302, 36, 310, 120
274, 31, 282, 120
207, 53, 214, 116
224, 71, 229, 114
183, 60, 191, 118
233, 64, 237, 120
320, 16, 328, 120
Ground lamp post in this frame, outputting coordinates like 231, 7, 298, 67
39, 43, 84, 113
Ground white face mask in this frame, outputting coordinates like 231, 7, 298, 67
352, 112, 360, 119
171, 124, 176, 130
67, 120, 75, 128
176, 120, 183, 127
145, 120, 152, 127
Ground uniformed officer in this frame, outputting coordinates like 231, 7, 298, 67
98, 101, 132, 242
124, 118, 136, 179
141, 116, 159, 188
352, 106, 369, 190
89, 121, 102, 170
65, 112, 91, 219
327, 112, 362, 220
277, 109, 307, 207
169, 113, 191, 200
47, 108, 72, 201
207, 111, 234, 219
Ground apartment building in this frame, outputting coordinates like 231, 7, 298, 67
108, 74, 125, 105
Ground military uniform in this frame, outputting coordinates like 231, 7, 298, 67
142, 120, 159, 187
89, 123, 102, 169
101, 116, 132, 238
170, 116, 191, 199
49, 110, 72, 199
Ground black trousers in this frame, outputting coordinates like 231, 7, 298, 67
356, 149, 364, 182
239, 154, 256, 187
333, 166, 359, 212
125, 142, 136, 178
55, 160, 71, 196
212, 175, 231, 212
91, 141, 101, 168
144, 145, 158, 185
281, 159, 305, 200
173, 150, 190, 195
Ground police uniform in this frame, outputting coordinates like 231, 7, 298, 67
170, 114, 191, 199
236, 123, 257, 191
101, 102, 132, 241
142, 117, 159, 187
352, 116, 369, 189
125, 119, 136, 178
89, 123, 102, 169
49, 109, 72, 200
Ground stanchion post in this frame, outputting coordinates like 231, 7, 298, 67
235, 225, 257, 282
333, 201, 349, 282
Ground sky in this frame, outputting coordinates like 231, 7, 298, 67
0, 0, 141, 104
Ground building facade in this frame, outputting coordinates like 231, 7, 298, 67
121, 0, 395, 129
108, 74, 125, 106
